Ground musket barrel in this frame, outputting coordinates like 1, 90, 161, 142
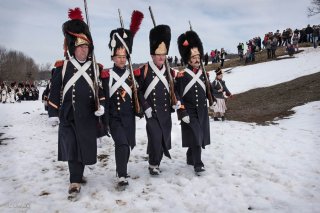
83, 0, 100, 109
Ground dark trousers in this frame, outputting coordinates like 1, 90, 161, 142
267, 49, 271, 59
115, 144, 130, 178
148, 144, 164, 166
271, 49, 276, 58
220, 59, 225, 67
149, 140, 163, 166
186, 145, 204, 168
68, 161, 84, 183
146, 118, 165, 166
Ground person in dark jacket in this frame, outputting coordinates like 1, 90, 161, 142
175, 30, 211, 174
100, 27, 141, 187
204, 52, 209, 65
48, 8, 105, 197
137, 25, 179, 176
305, 24, 314, 43
220, 48, 227, 67
211, 67, 232, 121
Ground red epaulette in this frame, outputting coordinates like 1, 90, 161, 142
54, 60, 64, 68
176, 70, 185, 78
133, 68, 141, 76
100, 69, 110, 79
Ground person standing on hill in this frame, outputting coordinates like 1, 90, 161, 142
174, 56, 178, 66
271, 36, 278, 59
204, 52, 209, 65
305, 24, 314, 43
220, 48, 227, 67
292, 33, 300, 52
266, 35, 272, 59
211, 67, 232, 121
210, 50, 215, 64
237, 42, 244, 61
312, 25, 319, 48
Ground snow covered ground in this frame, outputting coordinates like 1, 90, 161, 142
0, 47, 319, 213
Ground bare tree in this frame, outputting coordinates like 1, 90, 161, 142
308, 0, 320, 17
0, 47, 41, 82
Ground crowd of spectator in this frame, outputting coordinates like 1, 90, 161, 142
236, 24, 320, 64
0, 81, 40, 103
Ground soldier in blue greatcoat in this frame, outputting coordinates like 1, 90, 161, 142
48, 8, 105, 196
175, 31, 211, 174
136, 25, 179, 175
99, 28, 141, 187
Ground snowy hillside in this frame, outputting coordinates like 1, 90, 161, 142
0, 47, 319, 213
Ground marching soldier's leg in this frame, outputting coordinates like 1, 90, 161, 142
115, 144, 130, 178
192, 145, 205, 173
186, 147, 194, 165
68, 161, 84, 193
146, 119, 163, 175
148, 139, 162, 175
68, 161, 84, 183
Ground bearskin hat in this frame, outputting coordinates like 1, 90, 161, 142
108, 28, 133, 59
177, 30, 204, 64
149, 25, 171, 55
62, 8, 93, 58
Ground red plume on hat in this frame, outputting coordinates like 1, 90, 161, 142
62, 7, 93, 58
68, 7, 83, 21
130, 10, 144, 38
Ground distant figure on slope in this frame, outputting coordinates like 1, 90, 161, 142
211, 67, 232, 121
220, 48, 227, 67
271, 36, 278, 59
292, 33, 299, 52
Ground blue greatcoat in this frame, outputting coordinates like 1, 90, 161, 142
48, 60, 105, 165
137, 62, 174, 158
175, 65, 210, 148
100, 66, 136, 149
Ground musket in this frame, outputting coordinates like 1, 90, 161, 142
117, 9, 142, 116
188, 21, 214, 106
83, 0, 100, 110
148, 6, 177, 106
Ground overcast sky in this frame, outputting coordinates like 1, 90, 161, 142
0, 0, 318, 68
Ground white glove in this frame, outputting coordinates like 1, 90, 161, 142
172, 101, 181, 110
145, 107, 152, 119
94, 105, 105, 116
182, 116, 190, 124
49, 117, 59, 126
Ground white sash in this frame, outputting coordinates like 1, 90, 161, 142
108, 69, 132, 98
144, 61, 169, 99
182, 68, 206, 97
62, 58, 93, 102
